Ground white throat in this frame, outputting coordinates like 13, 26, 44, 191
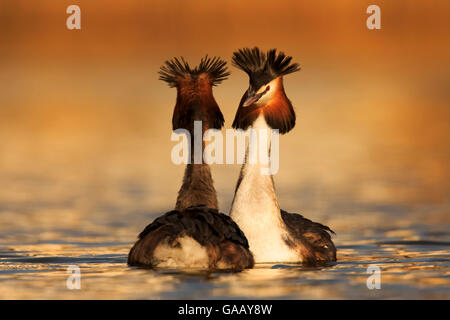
230, 114, 298, 263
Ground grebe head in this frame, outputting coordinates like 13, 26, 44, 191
159, 56, 230, 132
231, 47, 300, 134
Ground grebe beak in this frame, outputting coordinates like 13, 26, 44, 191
243, 89, 266, 107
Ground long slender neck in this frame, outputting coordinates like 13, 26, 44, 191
235, 115, 276, 186
175, 130, 218, 211
231, 114, 281, 215
230, 114, 296, 262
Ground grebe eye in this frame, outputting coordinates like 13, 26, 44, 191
266, 85, 270, 91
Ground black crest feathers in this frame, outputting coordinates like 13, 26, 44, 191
159, 56, 227, 131
232, 48, 299, 134
232, 47, 300, 80
159, 56, 230, 87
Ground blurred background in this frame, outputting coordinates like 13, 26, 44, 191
0, 0, 449, 299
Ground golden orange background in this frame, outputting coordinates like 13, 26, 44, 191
0, 0, 449, 223
0, 0, 450, 300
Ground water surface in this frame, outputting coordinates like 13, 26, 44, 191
0, 130, 448, 299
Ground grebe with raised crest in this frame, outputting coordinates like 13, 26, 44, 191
128, 56, 254, 270
229, 47, 336, 265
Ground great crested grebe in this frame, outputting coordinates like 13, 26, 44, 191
229, 47, 336, 264
128, 56, 254, 270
